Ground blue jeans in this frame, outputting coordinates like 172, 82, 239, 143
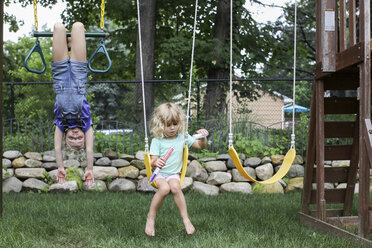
52, 58, 88, 119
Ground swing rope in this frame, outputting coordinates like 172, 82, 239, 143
185, 0, 199, 142
100, 0, 105, 30
136, 0, 149, 153
228, 0, 297, 184
33, 0, 38, 30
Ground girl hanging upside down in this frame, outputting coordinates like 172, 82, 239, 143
52, 22, 94, 187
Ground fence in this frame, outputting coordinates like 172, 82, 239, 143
3, 117, 309, 157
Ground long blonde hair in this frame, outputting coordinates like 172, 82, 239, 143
150, 102, 186, 139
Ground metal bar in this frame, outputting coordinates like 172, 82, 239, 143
4, 77, 314, 85
34, 31, 108, 38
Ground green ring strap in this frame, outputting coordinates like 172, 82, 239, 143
88, 40, 112, 73
24, 40, 46, 74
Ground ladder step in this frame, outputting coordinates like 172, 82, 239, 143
323, 73, 359, 90
324, 98, 358, 114
324, 121, 356, 138
324, 145, 353, 160
312, 167, 349, 183
310, 188, 346, 204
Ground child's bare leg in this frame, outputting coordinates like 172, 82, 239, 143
169, 179, 195, 235
52, 23, 68, 62
70, 22, 86, 62
145, 179, 170, 236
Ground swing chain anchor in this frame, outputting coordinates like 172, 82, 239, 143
228, 133, 233, 148
290, 133, 296, 149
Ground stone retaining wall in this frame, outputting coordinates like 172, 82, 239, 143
2, 150, 355, 195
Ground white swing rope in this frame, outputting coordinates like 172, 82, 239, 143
291, 0, 297, 150
136, 0, 149, 152
185, 0, 199, 140
228, 0, 233, 148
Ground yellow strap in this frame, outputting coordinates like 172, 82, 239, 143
145, 145, 188, 189
229, 146, 296, 184
100, 0, 105, 29
33, 0, 38, 30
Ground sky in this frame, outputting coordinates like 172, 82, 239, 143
4, 0, 289, 42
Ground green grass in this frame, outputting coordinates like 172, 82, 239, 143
0, 191, 363, 248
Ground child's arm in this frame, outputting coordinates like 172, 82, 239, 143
83, 126, 94, 186
191, 129, 209, 150
54, 127, 66, 184
150, 155, 166, 169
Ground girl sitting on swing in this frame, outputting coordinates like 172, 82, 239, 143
52, 22, 94, 187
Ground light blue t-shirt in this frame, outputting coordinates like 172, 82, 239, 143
149, 134, 195, 176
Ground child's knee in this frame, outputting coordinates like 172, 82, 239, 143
170, 184, 181, 194
54, 22, 65, 32
158, 185, 171, 195
72, 22, 85, 31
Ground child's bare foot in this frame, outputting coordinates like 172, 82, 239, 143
183, 218, 195, 235
145, 218, 155, 236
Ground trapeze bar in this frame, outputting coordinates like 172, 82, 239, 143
33, 31, 108, 38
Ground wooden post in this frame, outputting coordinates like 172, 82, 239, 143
0, 0, 4, 218
321, 0, 337, 72
358, 0, 371, 238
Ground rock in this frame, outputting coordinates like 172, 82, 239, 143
227, 157, 243, 169
231, 167, 256, 182
108, 178, 136, 192
261, 156, 272, 164
312, 183, 335, 190
93, 166, 118, 180
217, 154, 230, 160
135, 151, 146, 161
63, 159, 80, 168
3, 177, 23, 193
285, 177, 304, 192
186, 160, 208, 182
293, 155, 304, 165
22, 178, 47, 192
139, 169, 147, 176
95, 157, 111, 166
24, 152, 42, 161
118, 166, 139, 179
2, 158, 11, 168
130, 160, 145, 170
94, 153, 103, 159
3, 150, 22, 160
15, 168, 46, 179
244, 157, 261, 167
111, 159, 130, 167
105, 149, 118, 159
49, 169, 58, 182
181, 177, 193, 192
2, 168, 14, 180
271, 155, 284, 165
192, 181, 219, 195
199, 157, 217, 162
220, 182, 252, 194
205, 161, 227, 172
188, 153, 198, 160
42, 162, 58, 170
255, 163, 274, 181
43, 151, 55, 157
118, 154, 135, 161
42, 155, 56, 162
12, 157, 26, 168
82, 180, 107, 192
332, 160, 350, 167
49, 181, 79, 193
24, 159, 42, 168
275, 164, 304, 178
253, 182, 284, 194
137, 178, 157, 193
206, 172, 232, 185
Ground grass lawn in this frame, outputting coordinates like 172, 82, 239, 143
0, 191, 364, 248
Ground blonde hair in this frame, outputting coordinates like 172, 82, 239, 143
150, 102, 186, 138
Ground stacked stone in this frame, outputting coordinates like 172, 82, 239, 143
3, 149, 310, 195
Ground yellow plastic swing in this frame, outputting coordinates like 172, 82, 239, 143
227, 0, 297, 184
138, 0, 198, 188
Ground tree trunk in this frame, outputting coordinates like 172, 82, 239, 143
205, 0, 230, 120
135, 0, 157, 123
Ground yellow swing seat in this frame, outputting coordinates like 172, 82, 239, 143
145, 145, 189, 189
229, 145, 296, 184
